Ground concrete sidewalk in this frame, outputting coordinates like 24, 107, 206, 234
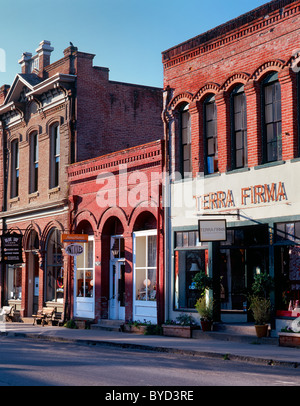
1, 322, 300, 368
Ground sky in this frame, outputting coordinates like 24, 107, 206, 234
0, 0, 268, 88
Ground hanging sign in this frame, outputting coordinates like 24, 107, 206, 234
65, 243, 84, 256
61, 234, 88, 243
1, 232, 23, 264
198, 219, 227, 242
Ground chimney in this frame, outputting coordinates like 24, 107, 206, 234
35, 40, 54, 76
18, 52, 33, 74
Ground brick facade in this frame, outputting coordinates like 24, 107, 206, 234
162, 0, 300, 326
0, 40, 163, 320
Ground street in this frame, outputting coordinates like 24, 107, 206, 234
0, 336, 299, 388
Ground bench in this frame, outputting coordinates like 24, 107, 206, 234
1, 305, 15, 322
49, 311, 64, 326
32, 307, 55, 326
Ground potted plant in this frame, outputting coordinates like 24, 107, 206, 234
192, 271, 213, 298
249, 295, 271, 338
195, 296, 214, 331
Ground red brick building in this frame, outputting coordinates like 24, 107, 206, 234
0, 40, 163, 321
162, 0, 300, 332
67, 140, 164, 324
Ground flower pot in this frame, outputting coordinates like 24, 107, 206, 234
200, 320, 212, 332
254, 324, 269, 338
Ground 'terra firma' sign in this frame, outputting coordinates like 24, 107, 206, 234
198, 220, 227, 242
197, 182, 287, 211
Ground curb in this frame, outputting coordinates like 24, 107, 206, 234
3, 330, 300, 369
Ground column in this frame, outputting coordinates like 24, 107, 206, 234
215, 91, 230, 173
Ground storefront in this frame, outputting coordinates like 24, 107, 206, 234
167, 159, 300, 329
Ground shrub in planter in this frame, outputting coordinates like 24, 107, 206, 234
249, 295, 271, 337
195, 296, 214, 331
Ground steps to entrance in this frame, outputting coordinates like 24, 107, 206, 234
91, 320, 124, 332
192, 323, 279, 345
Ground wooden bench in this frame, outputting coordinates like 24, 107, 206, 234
32, 307, 55, 326
49, 311, 64, 326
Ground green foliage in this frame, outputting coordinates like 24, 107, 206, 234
165, 313, 196, 326
249, 295, 271, 325
64, 319, 78, 329
195, 296, 214, 321
251, 272, 274, 298
192, 271, 213, 298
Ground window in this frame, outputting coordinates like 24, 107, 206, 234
174, 231, 208, 310
76, 238, 94, 298
50, 124, 60, 188
180, 105, 191, 177
262, 72, 282, 163
11, 140, 19, 198
45, 229, 63, 302
231, 85, 247, 169
29, 132, 38, 193
135, 232, 157, 302
204, 95, 218, 174
6, 265, 22, 301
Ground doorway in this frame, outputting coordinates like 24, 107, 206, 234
109, 260, 125, 320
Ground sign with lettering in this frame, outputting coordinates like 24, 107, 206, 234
61, 234, 89, 243
65, 243, 84, 256
197, 182, 287, 211
1, 232, 23, 264
198, 220, 227, 242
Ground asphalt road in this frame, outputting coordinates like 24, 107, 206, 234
0, 336, 299, 388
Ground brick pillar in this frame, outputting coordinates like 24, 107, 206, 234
215, 91, 230, 172
244, 80, 261, 167
278, 67, 298, 160
189, 101, 204, 176
94, 233, 102, 322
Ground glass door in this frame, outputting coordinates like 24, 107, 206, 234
109, 261, 125, 320
74, 236, 95, 319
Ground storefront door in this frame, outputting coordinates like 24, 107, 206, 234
109, 260, 125, 320
74, 237, 95, 319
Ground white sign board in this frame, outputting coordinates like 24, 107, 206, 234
65, 243, 84, 256
198, 219, 227, 242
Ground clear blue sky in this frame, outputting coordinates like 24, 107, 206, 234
0, 0, 267, 88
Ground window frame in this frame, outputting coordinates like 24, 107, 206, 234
230, 85, 247, 169
179, 104, 192, 178
262, 72, 282, 163
49, 123, 60, 189
29, 131, 39, 194
203, 95, 218, 175
11, 139, 19, 198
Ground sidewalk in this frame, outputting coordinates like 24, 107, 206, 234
1, 322, 300, 368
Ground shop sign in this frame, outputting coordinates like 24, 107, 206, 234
61, 234, 89, 243
197, 181, 287, 211
1, 232, 23, 264
198, 219, 227, 242
65, 243, 84, 256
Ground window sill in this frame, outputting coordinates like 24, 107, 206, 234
225, 167, 250, 175
28, 191, 39, 203
254, 160, 286, 170
48, 186, 60, 198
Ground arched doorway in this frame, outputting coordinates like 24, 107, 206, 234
26, 230, 39, 316
45, 228, 63, 309
102, 217, 125, 321
73, 220, 95, 319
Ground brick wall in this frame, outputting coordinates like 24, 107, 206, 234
162, 0, 300, 173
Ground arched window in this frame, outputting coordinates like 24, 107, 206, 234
262, 72, 282, 163
49, 123, 60, 189
204, 95, 218, 174
11, 139, 19, 198
231, 85, 247, 169
29, 131, 38, 194
46, 229, 63, 303
179, 104, 191, 178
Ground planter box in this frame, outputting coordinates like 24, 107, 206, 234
123, 324, 148, 335
162, 325, 194, 338
278, 332, 300, 348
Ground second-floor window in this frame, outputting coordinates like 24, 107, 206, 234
180, 105, 191, 177
50, 124, 60, 189
262, 72, 282, 163
29, 132, 38, 194
204, 95, 218, 174
11, 140, 19, 198
231, 85, 247, 169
